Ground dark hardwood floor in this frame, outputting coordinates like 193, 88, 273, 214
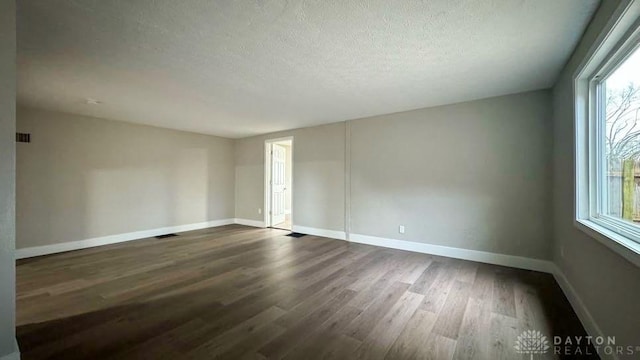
16, 225, 593, 359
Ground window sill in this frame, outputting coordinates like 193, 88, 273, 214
575, 219, 640, 268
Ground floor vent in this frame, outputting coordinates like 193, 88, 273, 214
156, 233, 178, 239
286, 232, 307, 238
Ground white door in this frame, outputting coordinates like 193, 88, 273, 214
271, 144, 287, 226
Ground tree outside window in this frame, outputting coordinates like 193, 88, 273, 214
604, 46, 640, 222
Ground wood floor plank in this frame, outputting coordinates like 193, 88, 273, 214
274, 269, 355, 328
15, 225, 592, 360
492, 270, 517, 318
397, 253, 433, 284
470, 263, 494, 300
191, 323, 286, 360
420, 261, 458, 313
281, 305, 364, 360
488, 312, 521, 360
348, 264, 409, 309
422, 334, 457, 360
432, 280, 472, 339
188, 306, 285, 357
385, 309, 438, 359
408, 260, 441, 295
452, 298, 492, 360
258, 288, 357, 359
455, 262, 478, 284
351, 290, 424, 359
344, 281, 410, 341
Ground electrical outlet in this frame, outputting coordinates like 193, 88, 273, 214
258, 208, 262, 215
399, 225, 405, 234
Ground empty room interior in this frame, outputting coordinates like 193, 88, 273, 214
2, 0, 640, 359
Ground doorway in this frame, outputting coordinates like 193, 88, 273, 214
265, 137, 293, 230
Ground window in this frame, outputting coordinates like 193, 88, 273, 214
592, 45, 640, 242
574, 1, 640, 262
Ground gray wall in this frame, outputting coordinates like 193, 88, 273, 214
0, 0, 16, 357
234, 90, 552, 260
16, 107, 235, 249
552, 0, 640, 353
350, 91, 553, 259
234, 122, 345, 231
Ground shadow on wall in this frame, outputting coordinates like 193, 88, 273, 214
84, 148, 210, 236
22, 146, 210, 245
16, 108, 234, 249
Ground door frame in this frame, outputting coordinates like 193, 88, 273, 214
264, 136, 293, 229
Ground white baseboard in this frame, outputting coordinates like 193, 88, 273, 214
551, 265, 615, 360
15, 218, 235, 259
234, 218, 266, 228
292, 225, 347, 241
348, 233, 554, 273
0, 340, 20, 360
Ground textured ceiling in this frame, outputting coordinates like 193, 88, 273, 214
18, 0, 599, 138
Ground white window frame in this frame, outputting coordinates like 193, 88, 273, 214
574, 0, 640, 266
